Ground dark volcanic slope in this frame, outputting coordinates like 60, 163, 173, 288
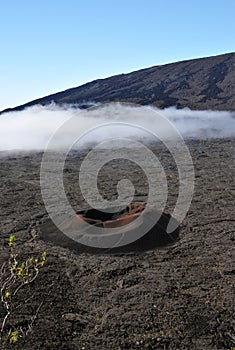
1, 52, 235, 114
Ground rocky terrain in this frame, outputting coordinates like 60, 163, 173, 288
0, 138, 234, 349
1, 52, 234, 114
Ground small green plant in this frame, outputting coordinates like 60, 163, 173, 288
0, 235, 46, 345
7, 328, 19, 344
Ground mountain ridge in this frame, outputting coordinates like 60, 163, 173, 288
1, 52, 235, 114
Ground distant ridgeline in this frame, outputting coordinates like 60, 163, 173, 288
1, 52, 234, 114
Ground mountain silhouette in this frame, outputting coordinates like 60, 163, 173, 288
1, 52, 234, 114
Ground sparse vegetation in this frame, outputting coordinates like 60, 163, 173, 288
0, 235, 46, 346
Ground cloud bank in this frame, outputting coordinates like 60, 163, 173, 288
0, 103, 234, 151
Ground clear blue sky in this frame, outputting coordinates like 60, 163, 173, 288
0, 0, 234, 110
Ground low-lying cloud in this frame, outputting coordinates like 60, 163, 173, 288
0, 103, 234, 151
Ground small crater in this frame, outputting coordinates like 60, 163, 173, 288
39, 203, 180, 254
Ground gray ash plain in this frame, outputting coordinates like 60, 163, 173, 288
0, 138, 234, 349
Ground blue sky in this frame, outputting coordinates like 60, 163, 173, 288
0, 0, 234, 110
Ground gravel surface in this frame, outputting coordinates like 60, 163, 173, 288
0, 138, 234, 350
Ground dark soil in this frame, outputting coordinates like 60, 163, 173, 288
0, 138, 234, 350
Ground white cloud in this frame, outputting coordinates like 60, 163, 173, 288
0, 103, 234, 151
